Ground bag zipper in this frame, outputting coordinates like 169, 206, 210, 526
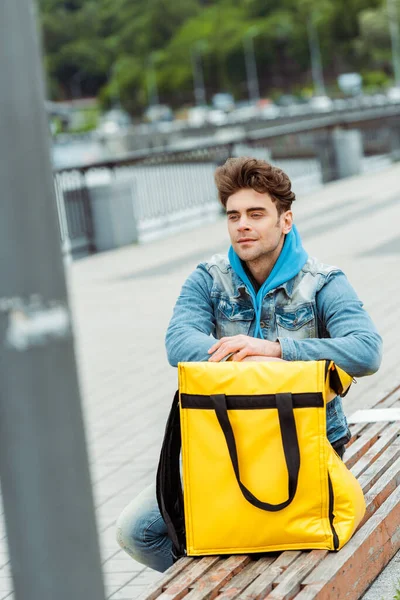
328, 474, 339, 550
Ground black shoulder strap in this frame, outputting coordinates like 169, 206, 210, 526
156, 391, 186, 558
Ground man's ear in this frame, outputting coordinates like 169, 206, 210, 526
282, 210, 293, 234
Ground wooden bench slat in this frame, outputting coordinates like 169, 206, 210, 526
217, 557, 276, 600
183, 555, 250, 600
158, 557, 221, 600
357, 438, 400, 493
344, 421, 389, 469
289, 583, 322, 600
238, 551, 302, 599
347, 422, 368, 446
138, 558, 195, 600
298, 485, 400, 599
264, 550, 328, 600
375, 386, 400, 408
358, 455, 400, 529
347, 390, 400, 446
350, 423, 400, 478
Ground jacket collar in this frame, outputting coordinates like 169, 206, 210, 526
233, 270, 295, 300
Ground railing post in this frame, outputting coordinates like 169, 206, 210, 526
88, 178, 140, 251
390, 119, 400, 161
315, 127, 363, 183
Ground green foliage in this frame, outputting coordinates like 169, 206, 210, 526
394, 579, 400, 600
71, 107, 100, 133
362, 69, 391, 90
37, 0, 399, 115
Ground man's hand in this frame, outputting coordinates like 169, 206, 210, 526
208, 335, 282, 362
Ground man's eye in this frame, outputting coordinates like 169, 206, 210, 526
228, 215, 239, 221
251, 213, 263, 218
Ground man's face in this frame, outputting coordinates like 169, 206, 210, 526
226, 188, 293, 263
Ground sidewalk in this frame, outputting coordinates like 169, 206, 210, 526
1, 163, 400, 599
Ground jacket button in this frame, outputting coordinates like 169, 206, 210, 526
260, 321, 266, 328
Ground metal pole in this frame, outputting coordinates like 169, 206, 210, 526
110, 63, 123, 109
71, 71, 83, 99
146, 54, 160, 107
0, 2, 106, 600
191, 45, 207, 106
387, 0, 400, 87
244, 33, 260, 104
307, 16, 326, 97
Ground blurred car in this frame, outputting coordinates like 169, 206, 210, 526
212, 93, 235, 112
96, 109, 132, 137
187, 106, 210, 127
227, 102, 260, 123
208, 108, 228, 126
387, 86, 400, 103
52, 138, 107, 169
308, 95, 333, 112
275, 94, 299, 107
144, 104, 173, 123
260, 103, 281, 119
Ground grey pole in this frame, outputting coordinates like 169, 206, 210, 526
0, 2, 105, 600
387, 0, 400, 86
110, 62, 123, 110
191, 44, 207, 106
146, 53, 160, 107
244, 32, 260, 104
307, 16, 326, 97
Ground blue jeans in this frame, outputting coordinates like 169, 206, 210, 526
116, 483, 173, 573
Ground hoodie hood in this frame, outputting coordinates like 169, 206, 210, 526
228, 224, 308, 338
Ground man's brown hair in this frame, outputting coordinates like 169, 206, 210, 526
214, 156, 295, 214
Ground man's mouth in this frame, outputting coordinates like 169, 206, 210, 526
237, 238, 257, 243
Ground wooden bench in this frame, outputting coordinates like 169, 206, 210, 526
140, 385, 400, 600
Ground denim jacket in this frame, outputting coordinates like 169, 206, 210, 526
166, 254, 383, 445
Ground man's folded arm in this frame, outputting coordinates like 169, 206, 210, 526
165, 266, 217, 366
277, 271, 383, 377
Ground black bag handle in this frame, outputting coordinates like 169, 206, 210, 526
156, 391, 186, 558
210, 392, 300, 512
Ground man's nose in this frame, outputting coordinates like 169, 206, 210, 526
237, 216, 251, 230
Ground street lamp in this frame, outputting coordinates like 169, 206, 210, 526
110, 62, 122, 109
191, 41, 207, 106
387, 0, 400, 87
307, 15, 326, 97
146, 52, 160, 107
243, 27, 260, 104
70, 70, 84, 99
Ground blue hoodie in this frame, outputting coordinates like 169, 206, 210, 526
228, 224, 308, 339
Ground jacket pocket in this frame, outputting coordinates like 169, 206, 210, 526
275, 303, 315, 339
216, 300, 254, 337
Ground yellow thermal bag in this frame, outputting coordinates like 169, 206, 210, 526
156, 360, 366, 558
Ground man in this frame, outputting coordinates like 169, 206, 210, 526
116, 157, 382, 572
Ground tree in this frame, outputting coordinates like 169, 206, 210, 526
37, 0, 397, 113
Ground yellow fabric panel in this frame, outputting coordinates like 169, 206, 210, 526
182, 404, 332, 553
179, 361, 325, 397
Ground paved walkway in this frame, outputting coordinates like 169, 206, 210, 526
1, 163, 400, 599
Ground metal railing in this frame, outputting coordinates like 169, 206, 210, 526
54, 171, 95, 257
53, 105, 400, 257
